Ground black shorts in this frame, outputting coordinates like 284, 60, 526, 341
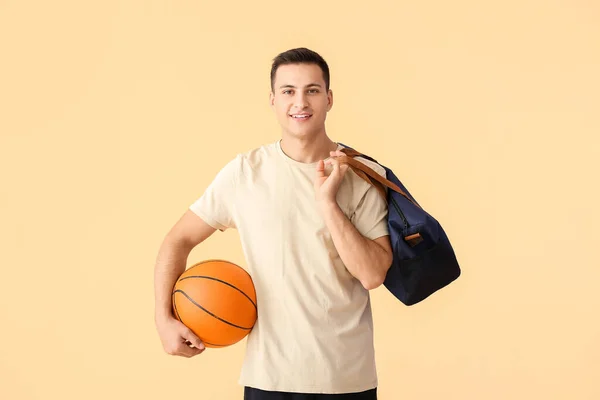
243, 387, 377, 400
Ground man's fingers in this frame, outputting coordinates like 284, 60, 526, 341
316, 159, 326, 178
186, 345, 205, 356
324, 157, 337, 167
332, 161, 340, 173
182, 330, 205, 351
176, 346, 203, 358
329, 158, 343, 176
177, 337, 205, 357
325, 157, 349, 181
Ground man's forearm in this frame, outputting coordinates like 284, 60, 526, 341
154, 238, 192, 323
320, 201, 392, 290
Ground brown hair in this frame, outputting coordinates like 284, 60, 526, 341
270, 47, 330, 92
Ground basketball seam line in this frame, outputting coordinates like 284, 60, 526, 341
173, 289, 254, 330
173, 293, 233, 347
203, 341, 228, 347
179, 275, 257, 310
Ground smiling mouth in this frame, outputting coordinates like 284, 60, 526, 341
289, 114, 313, 120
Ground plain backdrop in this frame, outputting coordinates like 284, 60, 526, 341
1, 1, 599, 399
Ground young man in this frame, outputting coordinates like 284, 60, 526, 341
154, 48, 393, 400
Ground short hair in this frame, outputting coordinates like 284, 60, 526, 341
270, 47, 330, 92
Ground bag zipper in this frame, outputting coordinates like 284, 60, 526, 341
390, 194, 409, 231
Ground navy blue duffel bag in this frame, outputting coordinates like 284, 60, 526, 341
338, 143, 461, 306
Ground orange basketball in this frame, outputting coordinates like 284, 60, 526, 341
172, 259, 257, 348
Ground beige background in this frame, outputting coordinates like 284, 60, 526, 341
1, 1, 599, 399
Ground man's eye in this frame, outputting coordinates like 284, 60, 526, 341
308, 89, 318, 94
283, 90, 293, 95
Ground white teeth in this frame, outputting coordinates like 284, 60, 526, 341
291, 115, 310, 118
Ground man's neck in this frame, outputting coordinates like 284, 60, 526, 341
280, 133, 338, 164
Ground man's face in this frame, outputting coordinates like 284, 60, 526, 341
270, 63, 333, 140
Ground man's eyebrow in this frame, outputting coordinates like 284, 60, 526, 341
278, 83, 323, 89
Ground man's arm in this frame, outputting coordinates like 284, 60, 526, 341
314, 150, 393, 290
154, 209, 216, 357
320, 201, 392, 290
156, 154, 238, 357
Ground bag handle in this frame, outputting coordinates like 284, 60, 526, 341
338, 148, 422, 210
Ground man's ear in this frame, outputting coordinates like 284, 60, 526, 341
327, 89, 334, 111
269, 91, 275, 108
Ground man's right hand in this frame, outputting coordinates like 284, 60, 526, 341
156, 316, 205, 358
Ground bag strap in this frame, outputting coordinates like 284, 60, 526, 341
338, 148, 422, 210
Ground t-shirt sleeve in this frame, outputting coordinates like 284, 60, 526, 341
188, 155, 240, 231
350, 163, 390, 240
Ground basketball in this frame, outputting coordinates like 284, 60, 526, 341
172, 259, 257, 348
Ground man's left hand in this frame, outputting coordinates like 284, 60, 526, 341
314, 150, 349, 207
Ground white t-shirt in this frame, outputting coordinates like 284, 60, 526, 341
189, 140, 389, 394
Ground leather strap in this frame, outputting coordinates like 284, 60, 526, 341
338, 148, 422, 210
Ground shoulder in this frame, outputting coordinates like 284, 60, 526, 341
222, 141, 278, 181
354, 155, 386, 178
219, 142, 277, 166
237, 142, 277, 166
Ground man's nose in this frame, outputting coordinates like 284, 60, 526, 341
293, 93, 308, 108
